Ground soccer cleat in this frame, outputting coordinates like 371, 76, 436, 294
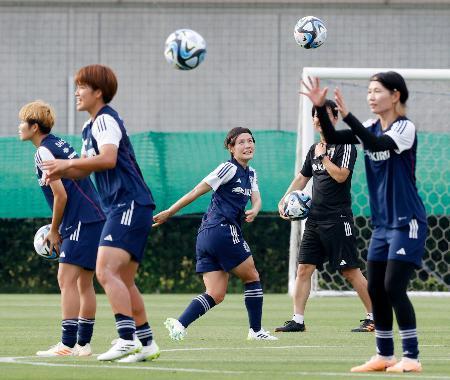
351, 319, 375, 332
97, 337, 142, 361
274, 320, 306, 332
164, 318, 187, 341
350, 355, 397, 372
118, 340, 161, 363
247, 328, 278, 341
386, 358, 422, 373
36, 342, 76, 357
74, 343, 92, 357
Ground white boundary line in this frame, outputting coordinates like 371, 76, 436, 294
1, 357, 450, 379
1, 345, 449, 379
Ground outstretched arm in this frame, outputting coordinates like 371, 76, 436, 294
153, 181, 212, 227
299, 76, 359, 144
334, 87, 398, 152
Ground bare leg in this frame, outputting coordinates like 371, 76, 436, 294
342, 268, 372, 314
77, 269, 96, 319
58, 263, 81, 319
293, 263, 316, 315
96, 247, 133, 316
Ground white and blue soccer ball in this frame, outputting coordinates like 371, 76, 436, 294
294, 16, 327, 49
164, 29, 207, 70
33, 224, 59, 260
283, 190, 312, 221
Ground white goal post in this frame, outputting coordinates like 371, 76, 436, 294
289, 67, 450, 296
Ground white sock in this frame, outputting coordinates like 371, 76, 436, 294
377, 354, 394, 361
366, 313, 373, 320
292, 314, 304, 324
402, 357, 419, 363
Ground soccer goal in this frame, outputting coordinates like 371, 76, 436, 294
289, 67, 450, 296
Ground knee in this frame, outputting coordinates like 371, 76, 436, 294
95, 266, 111, 287
297, 264, 315, 281
342, 268, 358, 283
57, 272, 76, 291
208, 292, 225, 305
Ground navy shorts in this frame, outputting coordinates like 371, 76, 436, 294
59, 220, 104, 271
196, 223, 252, 273
298, 218, 362, 272
99, 201, 152, 263
368, 219, 426, 268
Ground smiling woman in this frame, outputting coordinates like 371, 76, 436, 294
153, 127, 277, 342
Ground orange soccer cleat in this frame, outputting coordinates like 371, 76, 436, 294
386, 358, 422, 373
350, 355, 397, 372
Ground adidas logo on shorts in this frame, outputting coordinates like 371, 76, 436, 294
340, 259, 347, 266
104, 235, 113, 241
60, 251, 66, 258
396, 248, 406, 255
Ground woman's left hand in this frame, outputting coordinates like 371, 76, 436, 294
245, 209, 258, 223
41, 159, 70, 184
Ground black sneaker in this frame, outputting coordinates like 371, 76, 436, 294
351, 318, 375, 332
274, 320, 306, 332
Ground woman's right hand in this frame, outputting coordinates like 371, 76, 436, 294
299, 76, 328, 107
278, 200, 290, 220
152, 209, 172, 227
334, 87, 349, 118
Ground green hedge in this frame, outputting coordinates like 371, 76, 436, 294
0, 216, 290, 294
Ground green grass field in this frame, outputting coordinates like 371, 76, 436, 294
0, 294, 449, 380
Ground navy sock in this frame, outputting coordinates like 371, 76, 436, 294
61, 319, 78, 348
244, 281, 263, 332
136, 322, 153, 346
178, 293, 216, 328
399, 328, 419, 359
114, 313, 135, 341
77, 317, 95, 346
375, 329, 394, 357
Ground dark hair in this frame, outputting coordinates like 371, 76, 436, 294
312, 99, 338, 118
224, 127, 255, 151
370, 71, 409, 104
74, 64, 118, 104
28, 119, 52, 134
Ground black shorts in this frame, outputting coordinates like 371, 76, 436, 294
298, 218, 362, 272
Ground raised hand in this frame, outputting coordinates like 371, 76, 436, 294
334, 87, 349, 118
299, 76, 328, 107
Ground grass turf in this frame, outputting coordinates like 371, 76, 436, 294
0, 294, 449, 379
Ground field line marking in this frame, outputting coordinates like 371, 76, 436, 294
1, 357, 450, 379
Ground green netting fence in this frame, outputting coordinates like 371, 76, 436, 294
1, 131, 448, 218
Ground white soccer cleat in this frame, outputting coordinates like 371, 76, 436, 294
164, 318, 186, 341
247, 328, 279, 341
97, 337, 142, 361
118, 340, 161, 363
74, 343, 92, 357
36, 342, 76, 357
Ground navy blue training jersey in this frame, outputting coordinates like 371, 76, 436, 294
199, 158, 259, 232
362, 117, 426, 228
301, 143, 357, 220
81, 105, 155, 213
35, 134, 105, 235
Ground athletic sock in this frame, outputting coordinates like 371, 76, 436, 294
399, 328, 419, 359
114, 313, 135, 341
244, 281, 263, 332
375, 329, 394, 357
61, 319, 78, 348
178, 293, 216, 328
77, 317, 95, 346
136, 322, 153, 346
293, 314, 304, 324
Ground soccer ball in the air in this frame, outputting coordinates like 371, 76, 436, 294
283, 191, 312, 220
164, 29, 207, 70
33, 224, 59, 260
294, 16, 327, 49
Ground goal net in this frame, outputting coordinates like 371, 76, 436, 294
289, 67, 450, 295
